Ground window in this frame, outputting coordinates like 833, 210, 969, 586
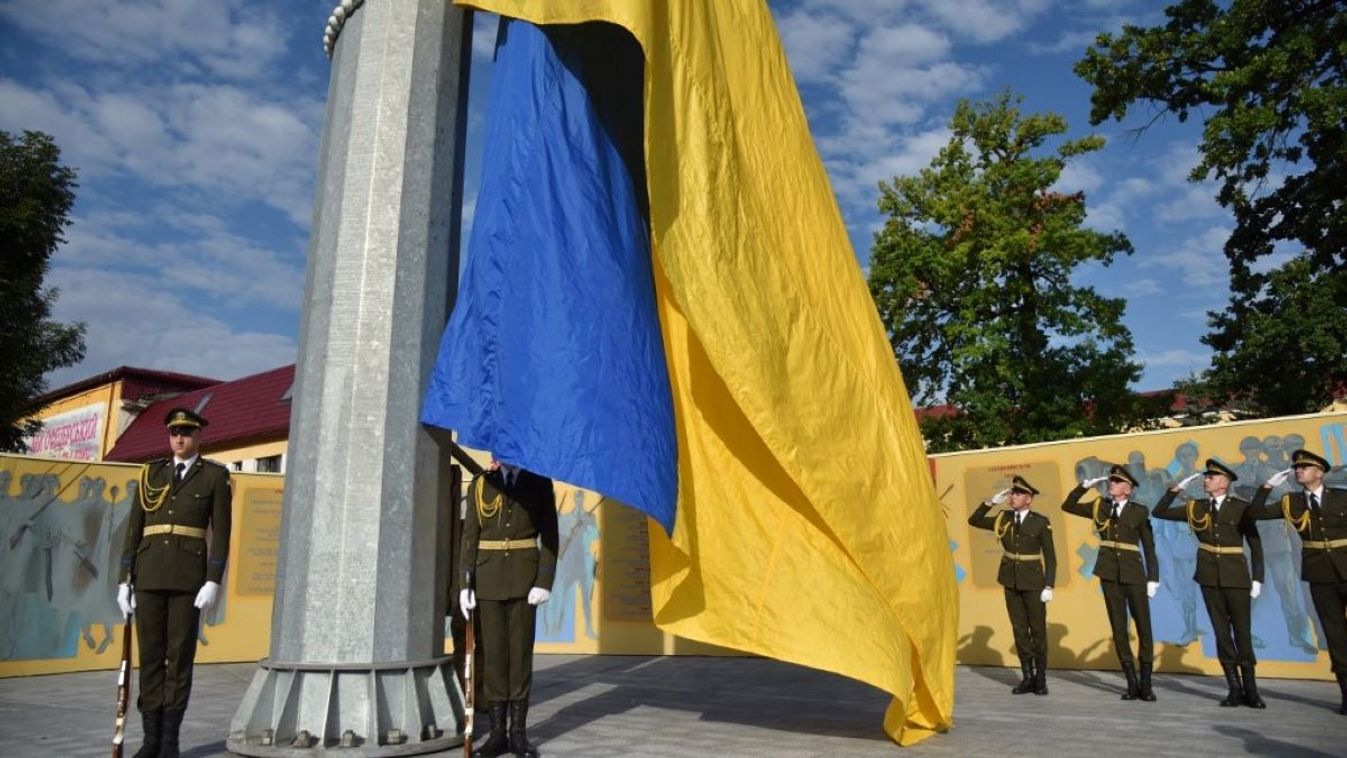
256, 454, 283, 473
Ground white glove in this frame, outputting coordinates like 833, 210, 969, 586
116, 583, 135, 619
1082, 476, 1107, 488
527, 587, 551, 606
990, 488, 1011, 505
193, 581, 220, 611
1040, 587, 1053, 603
1146, 581, 1159, 598
459, 588, 476, 619
1177, 471, 1203, 489
1266, 468, 1293, 488
1251, 580, 1262, 599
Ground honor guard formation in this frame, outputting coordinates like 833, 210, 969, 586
971, 449, 1347, 714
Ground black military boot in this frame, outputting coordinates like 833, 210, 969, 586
508, 700, 538, 758
1120, 663, 1139, 701
1138, 663, 1157, 702
130, 708, 162, 758
159, 708, 185, 758
1240, 664, 1265, 708
1338, 672, 1347, 715
472, 701, 510, 758
1219, 664, 1242, 707
1033, 656, 1049, 695
1011, 657, 1034, 694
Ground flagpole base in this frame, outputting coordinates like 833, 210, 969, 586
226, 657, 466, 757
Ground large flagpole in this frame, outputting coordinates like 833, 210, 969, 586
227, 1, 473, 755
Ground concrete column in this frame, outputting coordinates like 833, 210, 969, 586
228, 1, 472, 755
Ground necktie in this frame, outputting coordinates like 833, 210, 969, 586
1113, 501, 1123, 518
1309, 493, 1320, 512
174, 462, 185, 484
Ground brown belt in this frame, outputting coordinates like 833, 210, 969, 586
479, 538, 536, 551
1198, 544, 1245, 556
142, 524, 206, 539
1098, 540, 1139, 552
1302, 538, 1347, 550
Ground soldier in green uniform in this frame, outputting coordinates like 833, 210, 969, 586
967, 475, 1057, 695
1062, 463, 1160, 701
1152, 459, 1265, 707
115, 408, 231, 758
1248, 448, 1347, 714
459, 461, 559, 757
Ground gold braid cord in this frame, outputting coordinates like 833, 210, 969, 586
1282, 493, 1310, 534
1090, 499, 1111, 531
475, 476, 503, 523
993, 511, 1009, 539
1186, 499, 1212, 534
139, 463, 170, 513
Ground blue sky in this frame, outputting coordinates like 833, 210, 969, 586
1, 1, 1244, 393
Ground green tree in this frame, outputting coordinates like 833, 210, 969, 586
0, 130, 86, 452
868, 93, 1143, 452
1076, 0, 1347, 414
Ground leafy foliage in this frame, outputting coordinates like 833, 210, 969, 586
0, 130, 86, 452
868, 93, 1145, 452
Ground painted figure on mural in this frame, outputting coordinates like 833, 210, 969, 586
1249, 448, 1347, 715
0, 472, 66, 660
459, 460, 559, 758
1158, 441, 1204, 646
542, 490, 600, 641
116, 408, 231, 758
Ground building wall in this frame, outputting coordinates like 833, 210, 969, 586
25, 381, 123, 460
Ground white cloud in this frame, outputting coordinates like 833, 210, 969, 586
1056, 160, 1103, 195
0, 78, 322, 226
778, 10, 857, 84
1138, 348, 1211, 369
1141, 225, 1233, 287
1128, 278, 1164, 297
45, 267, 297, 388
918, 0, 1053, 43
0, 0, 289, 80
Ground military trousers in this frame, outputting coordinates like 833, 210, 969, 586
135, 589, 200, 712
478, 597, 537, 702
1200, 584, 1255, 666
1100, 579, 1152, 666
1003, 588, 1047, 661
1308, 580, 1347, 674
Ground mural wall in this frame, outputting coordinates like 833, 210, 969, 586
4, 410, 1342, 678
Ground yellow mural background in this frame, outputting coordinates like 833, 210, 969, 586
3, 410, 1343, 680
938, 412, 1345, 680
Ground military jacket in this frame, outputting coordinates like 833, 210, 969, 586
461, 470, 560, 601
120, 457, 232, 592
1152, 490, 1263, 588
1061, 485, 1158, 585
967, 503, 1057, 590
1249, 486, 1347, 583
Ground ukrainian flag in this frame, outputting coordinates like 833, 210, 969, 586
422, 1, 956, 744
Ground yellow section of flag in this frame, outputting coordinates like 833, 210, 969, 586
460, 0, 957, 743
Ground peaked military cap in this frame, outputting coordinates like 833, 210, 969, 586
1290, 448, 1330, 471
1203, 458, 1238, 481
1010, 475, 1039, 495
163, 407, 208, 429
1107, 463, 1139, 488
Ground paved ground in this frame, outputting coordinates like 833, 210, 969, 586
1, 656, 1344, 756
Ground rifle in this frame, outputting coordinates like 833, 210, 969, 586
112, 614, 133, 758
463, 609, 474, 758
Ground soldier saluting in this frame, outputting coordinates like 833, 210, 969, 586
115, 408, 231, 758
1063, 464, 1160, 701
1153, 459, 1266, 708
459, 460, 559, 757
1249, 448, 1347, 715
967, 475, 1056, 695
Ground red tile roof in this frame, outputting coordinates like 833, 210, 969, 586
38, 366, 220, 404
105, 364, 295, 463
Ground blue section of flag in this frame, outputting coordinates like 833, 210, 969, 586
421, 19, 676, 531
